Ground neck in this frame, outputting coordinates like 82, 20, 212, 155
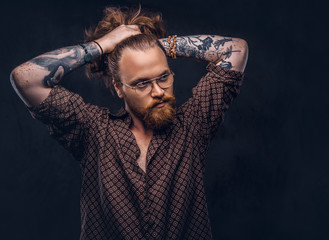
127, 109, 153, 137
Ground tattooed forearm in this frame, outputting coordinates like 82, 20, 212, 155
29, 42, 100, 87
160, 35, 242, 69
30, 46, 83, 87
213, 38, 233, 49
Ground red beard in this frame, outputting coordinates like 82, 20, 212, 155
127, 95, 176, 131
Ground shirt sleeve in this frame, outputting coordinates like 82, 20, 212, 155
179, 62, 244, 146
26, 85, 101, 161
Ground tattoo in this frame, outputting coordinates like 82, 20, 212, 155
161, 39, 169, 50
162, 35, 241, 65
187, 36, 214, 51
219, 60, 233, 69
30, 43, 100, 87
221, 45, 240, 60
214, 38, 233, 49
43, 66, 65, 86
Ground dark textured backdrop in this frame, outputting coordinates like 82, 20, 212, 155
1, 0, 328, 239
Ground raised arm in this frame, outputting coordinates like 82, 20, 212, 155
160, 35, 248, 72
10, 43, 101, 108
10, 25, 140, 108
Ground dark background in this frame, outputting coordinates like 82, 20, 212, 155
1, 0, 328, 239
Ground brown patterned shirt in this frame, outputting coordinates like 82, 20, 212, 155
28, 63, 244, 240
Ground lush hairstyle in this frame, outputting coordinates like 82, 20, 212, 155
84, 6, 167, 94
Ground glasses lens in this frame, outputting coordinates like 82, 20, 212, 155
158, 73, 174, 89
135, 72, 174, 95
135, 84, 152, 96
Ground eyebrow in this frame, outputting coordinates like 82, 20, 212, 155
130, 70, 170, 86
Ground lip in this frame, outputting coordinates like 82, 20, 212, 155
155, 101, 166, 108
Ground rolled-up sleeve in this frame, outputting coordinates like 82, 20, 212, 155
179, 63, 244, 146
27, 85, 100, 161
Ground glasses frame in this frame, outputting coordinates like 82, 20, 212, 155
120, 71, 175, 94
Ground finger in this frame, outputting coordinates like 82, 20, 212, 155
130, 29, 141, 35
128, 25, 140, 30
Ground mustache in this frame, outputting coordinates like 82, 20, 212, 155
147, 95, 176, 109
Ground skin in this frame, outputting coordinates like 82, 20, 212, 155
115, 46, 174, 126
113, 46, 174, 172
10, 24, 248, 172
159, 35, 248, 71
10, 25, 141, 107
10, 25, 248, 107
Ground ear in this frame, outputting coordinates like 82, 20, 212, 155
113, 80, 124, 98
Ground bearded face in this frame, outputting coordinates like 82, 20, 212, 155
115, 45, 176, 131
125, 94, 176, 131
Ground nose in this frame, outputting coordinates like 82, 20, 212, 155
150, 82, 165, 98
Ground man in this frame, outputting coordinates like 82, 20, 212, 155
10, 6, 248, 240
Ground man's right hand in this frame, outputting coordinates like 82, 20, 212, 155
96, 25, 141, 54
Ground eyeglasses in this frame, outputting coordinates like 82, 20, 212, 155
120, 71, 175, 96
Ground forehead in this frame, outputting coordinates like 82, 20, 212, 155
118, 46, 169, 83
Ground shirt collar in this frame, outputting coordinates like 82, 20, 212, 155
109, 108, 132, 126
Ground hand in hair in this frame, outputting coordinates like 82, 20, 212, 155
96, 25, 141, 54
